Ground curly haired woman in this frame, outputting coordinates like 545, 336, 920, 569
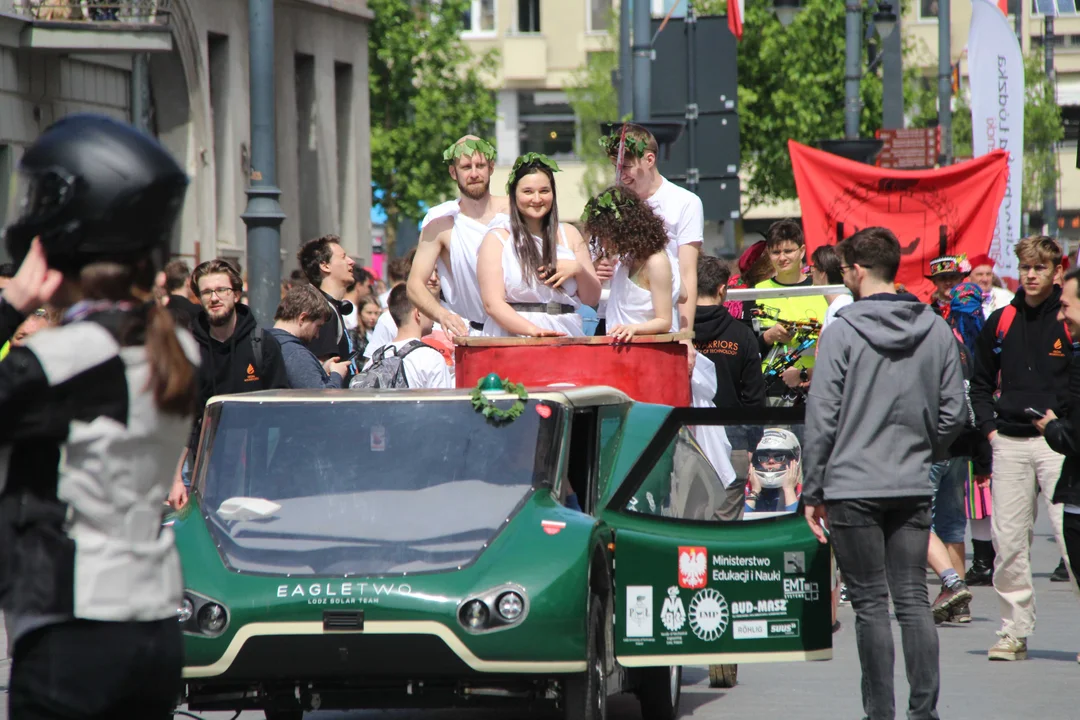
582, 186, 675, 340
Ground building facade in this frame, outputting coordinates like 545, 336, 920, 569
461, 0, 614, 220
0, 0, 374, 275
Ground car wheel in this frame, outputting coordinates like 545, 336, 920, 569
708, 663, 738, 688
264, 710, 303, 720
636, 665, 681, 720
564, 593, 607, 720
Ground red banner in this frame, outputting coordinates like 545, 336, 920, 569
789, 140, 1009, 301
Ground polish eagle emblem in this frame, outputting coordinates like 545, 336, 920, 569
678, 546, 707, 589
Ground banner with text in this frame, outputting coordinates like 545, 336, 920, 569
789, 141, 1009, 302
969, 0, 1025, 282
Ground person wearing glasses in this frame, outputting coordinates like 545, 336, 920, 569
167, 258, 289, 509
970, 235, 1074, 662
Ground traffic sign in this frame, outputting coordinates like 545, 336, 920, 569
875, 127, 940, 169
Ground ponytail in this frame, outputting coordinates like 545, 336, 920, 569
144, 302, 197, 416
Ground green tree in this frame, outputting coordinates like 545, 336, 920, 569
567, 9, 620, 198
369, 0, 498, 255
736, 0, 883, 211
907, 52, 1063, 212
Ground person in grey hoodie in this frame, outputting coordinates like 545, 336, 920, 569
802, 227, 966, 720
268, 284, 351, 389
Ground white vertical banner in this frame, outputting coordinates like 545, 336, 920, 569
968, 0, 1024, 282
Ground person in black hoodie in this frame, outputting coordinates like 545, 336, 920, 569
1033, 266, 1080, 611
694, 255, 765, 505
970, 235, 1073, 662
167, 258, 288, 509
162, 259, 201, 329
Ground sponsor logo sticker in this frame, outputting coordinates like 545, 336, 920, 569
768, 619, 800, 638
541, 519, 566, 535
688, 588, 729, 641
660, 586, 686, 632
733, 620, 768, 640
678, 546, 708, 589
730, 599, 789, 617
784, 551, 805, 575
626, 586, 653, 638
783, 577, 820, 601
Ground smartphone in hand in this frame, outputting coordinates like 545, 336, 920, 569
1025, 407, 1047, 419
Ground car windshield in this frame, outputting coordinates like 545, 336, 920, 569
195, 398, 562, 577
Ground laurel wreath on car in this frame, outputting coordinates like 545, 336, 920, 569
506, 152, 561, 193
443, 137, 497, 164
470, 376, 528, 424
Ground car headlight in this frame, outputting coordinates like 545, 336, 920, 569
497, 592, 524, 621
197, 602, 228, 636
460, 600, 489, 630
177, 596, 193, 623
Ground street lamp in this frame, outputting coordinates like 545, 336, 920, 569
772, 0, 802, 27
872, 0, 897, 40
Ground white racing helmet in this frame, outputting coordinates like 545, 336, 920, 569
752, 428, 801, 489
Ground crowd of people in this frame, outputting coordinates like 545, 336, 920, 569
0, 111, 1077, 719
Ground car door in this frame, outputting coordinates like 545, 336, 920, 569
599, 405, 833, 667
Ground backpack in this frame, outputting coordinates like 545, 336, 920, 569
349, 340, 426, 389
250, 327, 266, 376
993, 304, 1073, 354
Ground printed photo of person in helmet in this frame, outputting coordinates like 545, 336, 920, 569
745, 427, 802, 514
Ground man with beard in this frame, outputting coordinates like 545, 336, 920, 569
167, 258, 288, 509
406, 135, 510, 336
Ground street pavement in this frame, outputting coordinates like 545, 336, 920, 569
0, 510, 1075, 719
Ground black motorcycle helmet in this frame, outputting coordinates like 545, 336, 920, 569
3, 113, 188, 277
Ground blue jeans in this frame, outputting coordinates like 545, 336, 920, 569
928, 458, 968, 544
828, 498, 939, 720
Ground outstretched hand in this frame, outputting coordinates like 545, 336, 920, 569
2, 239, 63, 314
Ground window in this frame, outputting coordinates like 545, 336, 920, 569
588, 0, 611, 32
334, 62, 353, 236
518, 0, 540, 32
518, 91, 577, 160
208, 33, 233, 245
919, 0, 939, 19
1032, 0, 1075, 15
462, 0, 496, 34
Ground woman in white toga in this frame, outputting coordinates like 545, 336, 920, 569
477, 154, 600, 337
583, 186, 737, 494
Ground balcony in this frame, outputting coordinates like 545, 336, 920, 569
0, 0, 173, 52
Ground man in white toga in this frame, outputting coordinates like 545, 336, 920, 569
407, 136, 510, 337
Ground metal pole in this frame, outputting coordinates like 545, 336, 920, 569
844, 2, 862, 140
131, 54, 150, 133
241, 0, 286, 328
686, 5, 697, 194
882, 9, 903, 129
632, 0, 651, 121
937, 0, 952, 165
619, 0, 632, 119
1045, 14, 1058, 237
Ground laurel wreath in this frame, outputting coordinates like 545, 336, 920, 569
470, 376, 528, 424
599, 131, 648, 158
581, 187, 636, 223
506, 152, 561, 193
443, 137, 497, 164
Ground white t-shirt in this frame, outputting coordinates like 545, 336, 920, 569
823, 294, 854, 331
646, 178, 704, 326
365, 312, 398, 358
362, 339, 451, 389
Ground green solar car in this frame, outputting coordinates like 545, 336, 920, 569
175, 388, 831, 719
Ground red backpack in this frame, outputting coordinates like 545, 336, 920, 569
993, 304, 1073, 354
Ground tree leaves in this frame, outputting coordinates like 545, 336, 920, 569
369, 0, 498, 249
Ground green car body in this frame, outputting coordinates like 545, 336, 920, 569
176, 388, 831, 718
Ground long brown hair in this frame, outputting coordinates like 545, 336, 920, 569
80, 258, 196, 417
507, 161, 559, 286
